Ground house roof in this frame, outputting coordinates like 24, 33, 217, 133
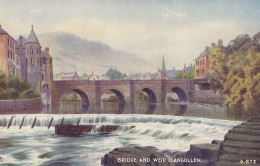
166, 70, 180, 78
41, 50, 52, 58
0, 26, 8, 34
27, 72, 40, 90
26, 26, 40, 45
194, 48, 210, 60
150, 73, 157, 80
16, 36, 27, 49
0, 26, 15, 41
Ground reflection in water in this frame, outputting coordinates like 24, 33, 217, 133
58, 101, 241, 120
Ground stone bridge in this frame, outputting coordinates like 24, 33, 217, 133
52, 79, 210, 112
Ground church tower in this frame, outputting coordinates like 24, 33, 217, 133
25, 25, 42, 92
161, 55, 167, 79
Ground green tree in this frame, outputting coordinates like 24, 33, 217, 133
208, 46, 260, 117
176, 66, 195, 79
105, 68, 126, 80
0, 71, 39, 100
82, 73, 88, 77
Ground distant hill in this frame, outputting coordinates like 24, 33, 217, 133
38, 32, 148, 75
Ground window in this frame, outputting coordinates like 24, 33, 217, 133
203, 59, 204, 64
30, 46, 34, 54
31, 57, 35, 67
196, 70, 199, 76
42, 74, 44, 81
16, 56, 19, 66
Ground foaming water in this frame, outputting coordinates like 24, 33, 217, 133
0, 114, 241, 166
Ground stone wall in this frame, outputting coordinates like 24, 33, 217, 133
217, 117, 260, 166
0, 97, 42, 113
189, 90, 227, 105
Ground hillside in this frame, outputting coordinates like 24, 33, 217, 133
38, 32, 148, 75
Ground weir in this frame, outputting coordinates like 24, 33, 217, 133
19, 116, 25, 129
55, 125, 123, 135
0, 114, 240, 166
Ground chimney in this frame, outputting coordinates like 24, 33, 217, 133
218, 39, 223, 46
19, 35, 23, 47
211, 43, 216, 48
46, 47, 49, 53
92, 72, 93, 76
205, 46, 210, 50
0, 25, 1, 29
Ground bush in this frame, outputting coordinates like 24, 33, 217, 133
0, 70, 39, 100
19, 89, 39, 99
136, 91, 149, 102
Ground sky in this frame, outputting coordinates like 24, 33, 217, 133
1, 0, 260, 73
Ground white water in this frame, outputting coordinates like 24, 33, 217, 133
0, 114, 241, 166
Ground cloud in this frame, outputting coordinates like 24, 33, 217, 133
161, 7, 187, 19
43, 17, 259, 72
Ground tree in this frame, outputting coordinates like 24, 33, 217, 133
80, 73, 88, 80
208, 46, 260, 117
176, 66, 195, 79
105, 68, 126, 80
0, 71, 39, 100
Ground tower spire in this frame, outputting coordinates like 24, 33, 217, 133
162, 55, 166, 71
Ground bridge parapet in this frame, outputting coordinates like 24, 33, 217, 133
52, 79, 196, 112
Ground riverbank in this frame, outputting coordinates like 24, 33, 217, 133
0, 97, 42, 113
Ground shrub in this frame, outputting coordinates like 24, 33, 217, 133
0, 71, 39, 100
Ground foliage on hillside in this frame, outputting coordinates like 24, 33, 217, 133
0, 71, 39, 100
105, 68, 126, 80
208, 46, 260, 116
176, 66, 195, 79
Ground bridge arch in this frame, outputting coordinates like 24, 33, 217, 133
135, 87, 157, 114
101, 88, 126, 113
135, 87, 157, 103
166, 86, 188, 102
59, 88, 90, 111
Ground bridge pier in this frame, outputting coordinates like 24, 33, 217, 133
51, 79, 206, 113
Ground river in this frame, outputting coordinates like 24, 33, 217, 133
0, 102, 242, 166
